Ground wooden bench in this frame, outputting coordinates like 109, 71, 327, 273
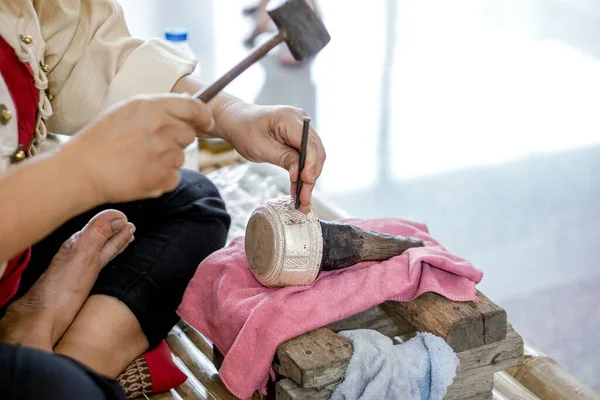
157, 290, 521, 400
144, 159, 598, 400
267, 292, 521, 400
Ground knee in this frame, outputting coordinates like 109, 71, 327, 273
179, 169, 223, 201
176, 170, 231, 226
0, 344, 123, 399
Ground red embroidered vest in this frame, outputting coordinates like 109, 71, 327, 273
0, 34, 39, 307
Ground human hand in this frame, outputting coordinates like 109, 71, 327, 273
64, 94, 214, 204
217, 103, 326, 213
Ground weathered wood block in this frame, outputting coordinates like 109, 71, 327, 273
455, 323, 523, 371
326, 304, 414, 337
274, 328, 353, 390
385, 290, 507, 352
463, 393, 493, 400
445, 324, 522, 400
274, 318, 522, 400
275, 379, 334, 400
447, 363, 506, 400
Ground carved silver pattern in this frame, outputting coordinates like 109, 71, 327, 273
246, 196, 323, 287
284, 257, 309, 271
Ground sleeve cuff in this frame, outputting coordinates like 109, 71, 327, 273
103, 38, 197, 107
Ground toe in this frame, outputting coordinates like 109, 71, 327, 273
80, 209, 129, 250
100, 222, 135, 266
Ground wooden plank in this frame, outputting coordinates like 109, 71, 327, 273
276, 377, 493, 400
275, 328, 352, 389
507, 354, 600, 400
149, 391, 182, 400
493, 372, 541, 400
462, 393, 493, 400
177, 320, 214, 361
455, 324, 523, 371
275, 379, 335, 400
276, 323, 521, 399
326, 304, 415, 337
171, 355, 213, 400
275, 378, 492, 400
171, 381, 207, 400
445, 324, 523, 400
385, 291, 507, 352
492, 389, 509, 400
166, 326, 261, 400
198, 139, 234, 154
198, 150, 244, 172
213, 348, 224, 370
446, 359, 517, 400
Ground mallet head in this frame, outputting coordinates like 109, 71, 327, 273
268, 0, 331, 61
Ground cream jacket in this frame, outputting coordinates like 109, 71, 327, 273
0, 0, 196, 276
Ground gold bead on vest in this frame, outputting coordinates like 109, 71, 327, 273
11, 145, 26, 164
22, 35, 33, 44
41, 63, 50, 73
0, 105, 11, 124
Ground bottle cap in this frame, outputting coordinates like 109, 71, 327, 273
164, 28, 188, 42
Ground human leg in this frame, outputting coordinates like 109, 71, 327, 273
54, 170, 230, 376
0, 342, 125, 399
0, 210, 134, 351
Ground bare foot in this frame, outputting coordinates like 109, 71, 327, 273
0, 210, 135, 351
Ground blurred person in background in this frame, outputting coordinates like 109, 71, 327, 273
242, 0, 319, 65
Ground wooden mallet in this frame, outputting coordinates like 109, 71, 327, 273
245, 196, 425, 287
193, 0, 331, 103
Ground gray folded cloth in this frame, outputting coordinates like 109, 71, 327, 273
330, 329, 459, 400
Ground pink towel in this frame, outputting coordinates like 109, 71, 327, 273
177, 218, 483, 399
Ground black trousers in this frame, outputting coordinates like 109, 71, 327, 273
0, 170, 230, 399
0, 344, 126, 399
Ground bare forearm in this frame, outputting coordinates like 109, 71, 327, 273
171, 75, 247, 141
0, 148, 99, 262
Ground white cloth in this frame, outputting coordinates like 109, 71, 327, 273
331, 329, 459, 400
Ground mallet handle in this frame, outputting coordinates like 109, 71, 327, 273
193, 30, 287, 103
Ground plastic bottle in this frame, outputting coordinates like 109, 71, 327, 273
164, 28, 201, 77
164, 28, 200, 171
